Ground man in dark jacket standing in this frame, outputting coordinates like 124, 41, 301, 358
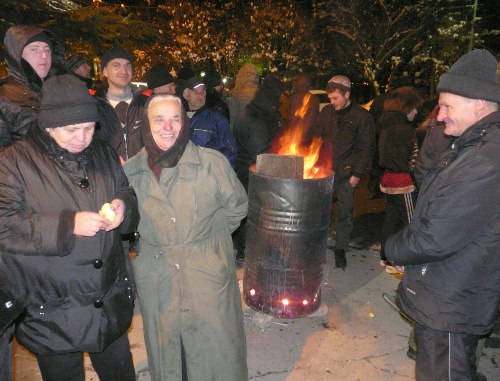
232, 74, 285, 261
0, 74, 139, 380
0, 25, 67, 148
183, 77, 237, 168
95, 47, 149, 162
308, 75, 375, 269
386, 49, 500, 381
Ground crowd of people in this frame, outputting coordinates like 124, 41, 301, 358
0, 24, 498, 381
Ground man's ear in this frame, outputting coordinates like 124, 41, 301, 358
473, 99, 486, 114
102, 67, 108, 78
345, 91, 351, 100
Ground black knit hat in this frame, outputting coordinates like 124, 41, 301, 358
24, 31, 53, 51
66, 55, 87, 73
203, 69, 222, 88
101, 46, 134, 71
147, 65, 174, 89
38, 74, 98, 129
261, 74, 285, 97
437, 49, 500, 103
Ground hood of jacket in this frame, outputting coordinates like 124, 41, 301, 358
3, 25, 68, 94
379, 110, 410, 130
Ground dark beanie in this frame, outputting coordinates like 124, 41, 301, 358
24, 31, 53, 51
262, 74, 285, 98
101, 47, 134, 71
203, 69, 222, 88
437, 49, 500, 103
147, 65, 174, 89
38, 74, 98, 129
66, 55, 87, 73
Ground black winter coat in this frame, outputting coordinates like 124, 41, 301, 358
233, 102, 281, 190
308, 102, 375, 184
95, 85, 149, 161
0, 124, 139, 355
386, 111, 500, 336
378, 110, 417, 173
0, 25, 67, 148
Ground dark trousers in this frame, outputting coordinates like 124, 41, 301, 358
414, 323, 480, 381
333, 180, 356, 251
0, 324, 14, 381
380, 191, 417, 260
35, 333, 135, 381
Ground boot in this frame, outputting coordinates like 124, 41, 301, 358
334, 249, 347, 270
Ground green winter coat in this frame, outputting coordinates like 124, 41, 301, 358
124, 142, 248, 381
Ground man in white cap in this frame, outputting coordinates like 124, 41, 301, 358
309, 75, 375, 269
386, 49, 500, 380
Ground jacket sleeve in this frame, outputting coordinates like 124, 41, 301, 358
413, 125, 452, 188
215, 159, 248, 233
0, 109, 14, 148
352, 109, 375, 179
107, 145, 139, 234
386, 153, 500, 265
0, 159, 75, 256
215, 113, 238, 169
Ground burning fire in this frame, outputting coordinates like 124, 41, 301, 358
270, 92, 332, 179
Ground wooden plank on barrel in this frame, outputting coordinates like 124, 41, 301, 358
256, 154, 304, 179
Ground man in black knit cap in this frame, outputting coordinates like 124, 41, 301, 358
95, 46, 149, 162
0, 25, 67, 148
386, 49, 500, 381
146, 64, 175, 95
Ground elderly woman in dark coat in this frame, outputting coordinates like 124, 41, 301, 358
0, 75, 139, 381
124, 94, 248, 380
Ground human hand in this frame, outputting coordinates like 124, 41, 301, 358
102, 199, 125, 231
349, 176, 360, 188
74, 212, 110, 237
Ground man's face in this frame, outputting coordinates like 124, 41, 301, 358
437, 92, 479, 136
47, 122, 95, 153
153, 82, 176, 95
328, 89, 350, 111
74, 63, 91, 79
103, 58, 132, 92
149, 99, 182, 151
184, 85, 206, 111
22, 41, 52, 79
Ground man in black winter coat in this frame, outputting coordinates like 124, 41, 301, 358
308, 75, 375, 269
0, 25, 68, 148
386, 49, 500, 381
232, 74, 285, 260
94, 47, 149, 162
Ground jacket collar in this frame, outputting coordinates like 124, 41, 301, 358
127, 141, 201, 180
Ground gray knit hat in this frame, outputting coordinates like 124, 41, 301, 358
437, 49, 500, 103
39, 74, 98, 129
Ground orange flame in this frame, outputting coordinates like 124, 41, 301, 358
270, 92, 332, 179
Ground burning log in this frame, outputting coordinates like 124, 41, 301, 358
256, 154, 304, 179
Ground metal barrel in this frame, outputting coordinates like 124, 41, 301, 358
243, 170, 334, 318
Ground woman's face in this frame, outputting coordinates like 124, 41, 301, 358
46, 122, 95, 153
149, 100, 182, 151
407, 108, 418, 121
